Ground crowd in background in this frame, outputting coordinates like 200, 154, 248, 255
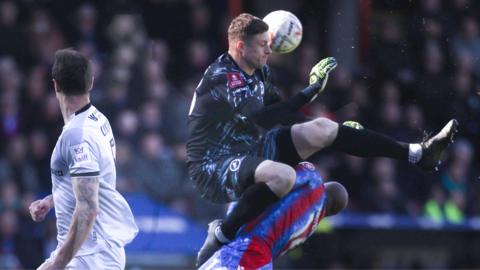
0, 0, 478, 268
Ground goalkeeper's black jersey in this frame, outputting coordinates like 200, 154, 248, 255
187, 53, 281, 165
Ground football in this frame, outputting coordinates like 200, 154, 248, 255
263, 10, 303, 54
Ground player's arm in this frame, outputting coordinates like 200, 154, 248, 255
29, 194, 54, 222
49, 176, 100, 268
249, 57, 337, 129
249, 93, 310, 129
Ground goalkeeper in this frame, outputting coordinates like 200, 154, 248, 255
188, 13, 458, 266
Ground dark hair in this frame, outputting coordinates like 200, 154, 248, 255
228, 13, 269, 43
52, 49, 93, 95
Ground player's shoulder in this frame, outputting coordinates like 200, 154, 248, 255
74, 106, 106, 127
197, 53, 246, 93
205, 54, 243, 80
63, 106, 106, 144
61, 125, 97, 150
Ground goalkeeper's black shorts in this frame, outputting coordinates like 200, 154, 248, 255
188, 126, 302, 203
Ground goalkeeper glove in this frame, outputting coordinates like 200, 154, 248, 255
305, 57, 337, 102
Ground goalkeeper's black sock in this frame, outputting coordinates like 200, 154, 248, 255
329, 125, 409, 160
216, 182, 279, 242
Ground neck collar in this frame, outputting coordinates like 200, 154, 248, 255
75, 103, 92, 115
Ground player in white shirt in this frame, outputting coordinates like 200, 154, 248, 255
29, 49, 138, 270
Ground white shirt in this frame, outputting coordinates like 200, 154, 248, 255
50, 104, 138, 256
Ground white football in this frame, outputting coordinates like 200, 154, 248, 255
263, 10, 303, 54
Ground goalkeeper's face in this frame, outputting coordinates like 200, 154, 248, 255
243, 31, 272, 69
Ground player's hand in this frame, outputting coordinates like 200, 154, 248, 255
29, 198, 53, 222
309, 57, 337, 94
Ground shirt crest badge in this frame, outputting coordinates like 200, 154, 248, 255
226, 72, 246, 88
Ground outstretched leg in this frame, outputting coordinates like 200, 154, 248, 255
291, 118, 458, 172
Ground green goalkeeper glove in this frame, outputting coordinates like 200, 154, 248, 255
307, 57, 337, 101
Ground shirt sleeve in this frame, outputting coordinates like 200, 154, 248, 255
63, 127, 100, 177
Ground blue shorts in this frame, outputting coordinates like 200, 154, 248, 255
189, 126, 302, 203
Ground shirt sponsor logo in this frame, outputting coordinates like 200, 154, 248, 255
227, 72, 246, 89
88, 113, 98, 121
51, 168, 64, 176
100, 121, 111, 136
73, 146, 83, 155
298, 161, 315, 171
69, 142, 91, 163
228, 158, 243, 172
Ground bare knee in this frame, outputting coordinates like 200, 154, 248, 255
254, 160, 296, 197
292, 118, 339, 159
309, 117, 338, 145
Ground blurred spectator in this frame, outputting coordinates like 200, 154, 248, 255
416, 40, 451, 127
150, 39, 171, 69
134, 132, 181, 203
377, 101, 403, 137
0, 182, 20, 212
424, 185, 466, 224
364, 158, 408, 214
0, 136, 38, 192
99, 82, 130, 122
21, 65, 49, 132
39, 93, 63, 147
448, 0, 473, 22
448, 71, 480, 138
0, 57, 21, 96
115, 140, 140, 193
115, 109, 140, 143
403, 104, 426, 141
331, 154, 368, 211
16, 192, 44, 268
427, 139, 474, 221
321, 65, 353, 112
343, 80, 373, 123
29, 130, 53, 192
0, 210, 20, 269
452, 16, 480, 77
139, 100, 163, 134
371, 17, 414, 84
297, 42, 320, 83
0, 1, 32, 69
28, 9, 66, 64
0, 207, 43, 268
162, 89, 190, 144
185, 39, 211, 79
74, 3, 99, 46
0, 90, 21, 146
42, 218, 57, 263
424, 184, 447, 222
409, 0, 447, 59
